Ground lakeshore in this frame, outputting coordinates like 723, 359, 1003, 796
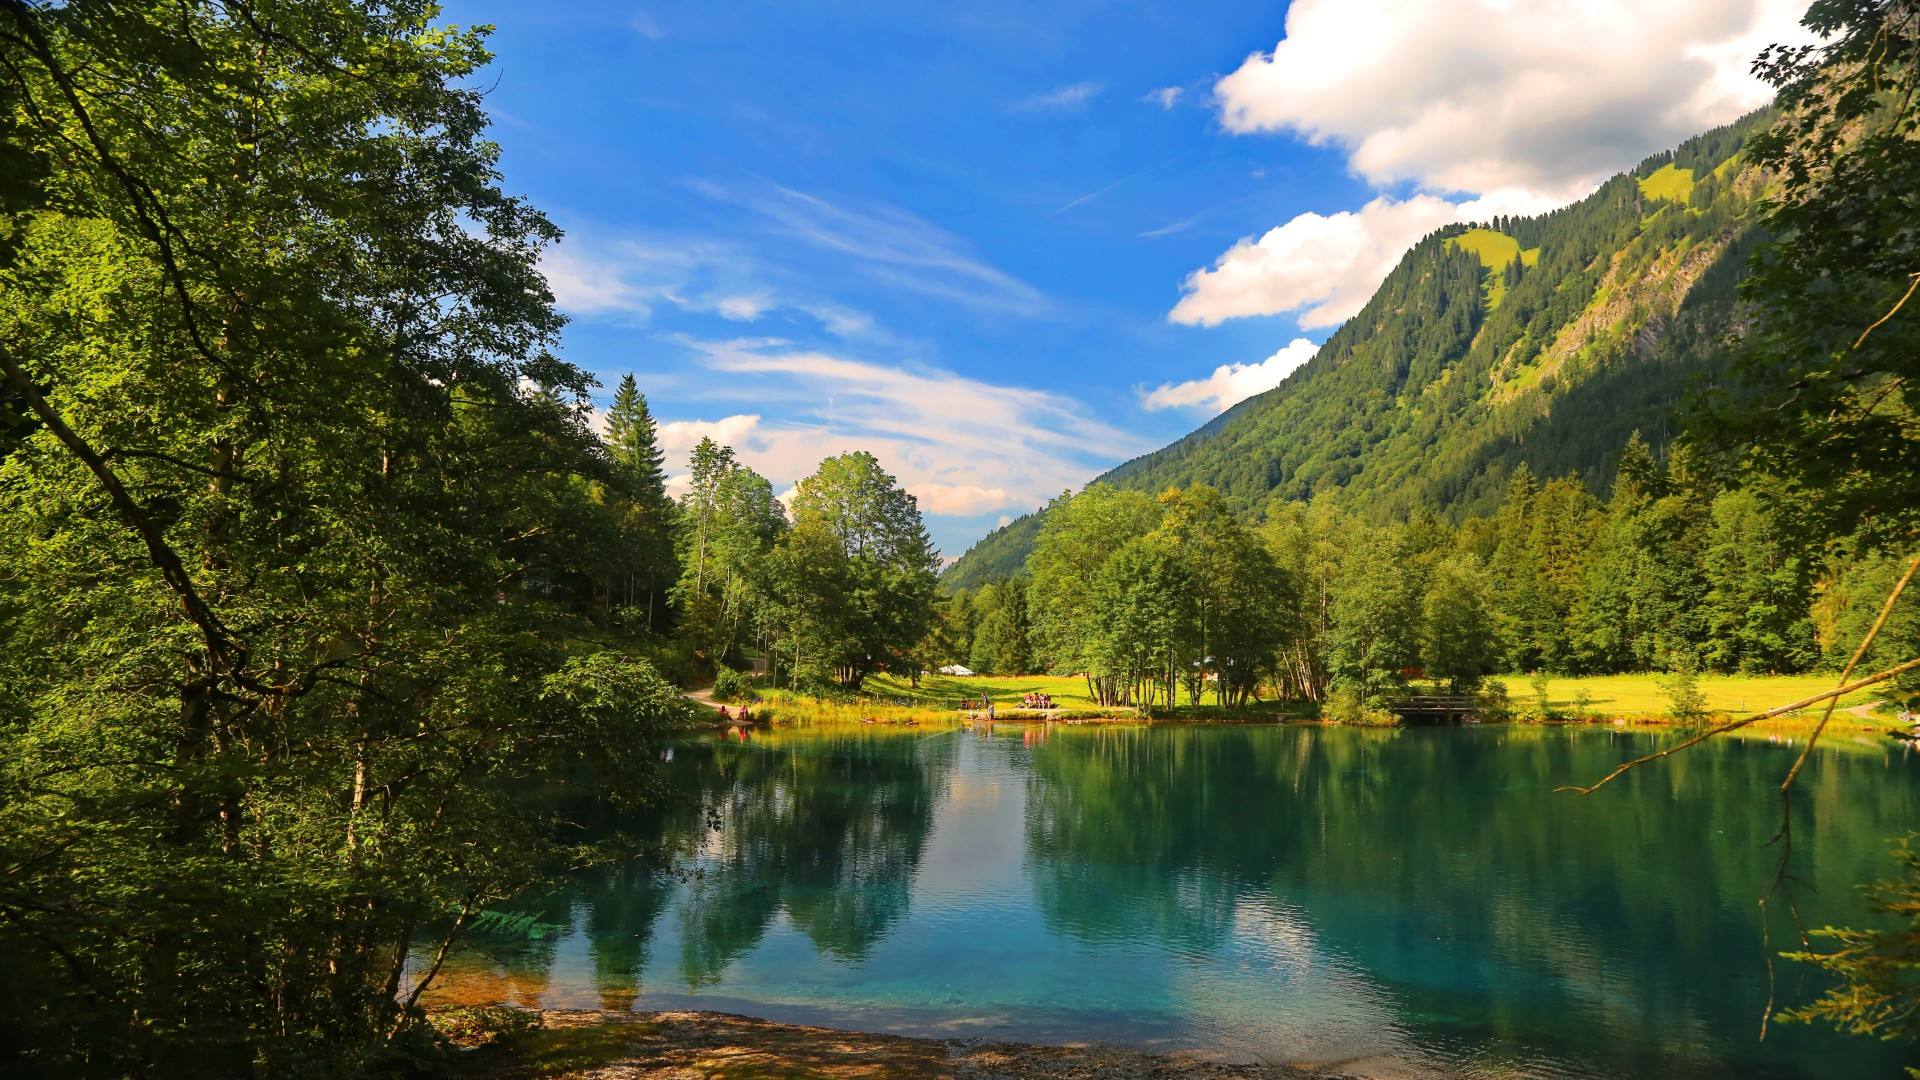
449, 1009, 1325, 1079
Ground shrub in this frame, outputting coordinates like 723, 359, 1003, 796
712, 665, 756, 703
1528, 671, 1557, 721
429, 1005, 541, 1048
1474, 679, 1515, 722
1323, 685, 1399, 726
1659, 665, 1707, 724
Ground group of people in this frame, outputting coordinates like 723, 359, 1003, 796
716, 703, 754, 725
1021, 692, 1055, 710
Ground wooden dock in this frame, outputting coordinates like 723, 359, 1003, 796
1388, 695, 1478, 723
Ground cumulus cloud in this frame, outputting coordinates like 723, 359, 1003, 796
657, 339, 1148, 524
1212, 0, 1811, 200
1167, 1, 1807, 331
1011, 81, 1104, 113
1169, 195, 1462, 328
1142, 338, 1319, 413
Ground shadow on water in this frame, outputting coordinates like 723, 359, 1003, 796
425, 725, 1920, 1078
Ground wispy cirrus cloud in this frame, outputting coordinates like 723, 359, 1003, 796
694, 182, 1049, 316
1010, 80, 1104, 113
537, 229, 883, 338
1144, 86, 1184, 110
656, 339, 1147, 533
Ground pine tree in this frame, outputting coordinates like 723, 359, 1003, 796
604, 374, 675, 625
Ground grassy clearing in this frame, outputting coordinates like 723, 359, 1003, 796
1488, 672, 1894, 726
1447, 227, 1522, 267
1638, 162, 1696, 203
1447, 228, 1525, 310
729, 671, 1902, 733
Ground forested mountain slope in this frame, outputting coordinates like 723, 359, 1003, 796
945, 116, 1765, 590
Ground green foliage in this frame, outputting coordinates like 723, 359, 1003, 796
1474, 679, 1516, 722
712, 665, 757, 703
429, 1006, 542, 1048
672, 438, 788, 668
780, 451, 941, 689
1784, 837, 1920, 1053
1713, 1, 1920, 543
1529, 671, 1556, 720
1423, 554, 1499, 693
603, 374, 678, 629
1026, 485, 1295, 708
947, 111, 1772, 592
1321, 684, 1398, 726
1659, 664, 1708, 724
0, 6, 691, 1075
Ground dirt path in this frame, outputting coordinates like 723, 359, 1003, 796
457, 1009, 1336, 1079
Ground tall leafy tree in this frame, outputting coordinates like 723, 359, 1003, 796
785, 451, 938, 688
0, 4, 688, 1075
1719, 0, 1920, 542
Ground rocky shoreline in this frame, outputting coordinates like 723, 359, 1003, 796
451, 1008, 1343, 1079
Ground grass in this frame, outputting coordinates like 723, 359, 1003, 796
863, 672, 1097, 707
1638, 162, 1695, 204
729, 671, 1903, 732
1447, 227, 1522, 268
1446, 228, 1527, 310
1490, 672, 1894, 726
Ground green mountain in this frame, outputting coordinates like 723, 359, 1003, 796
944, 115, 1765, 591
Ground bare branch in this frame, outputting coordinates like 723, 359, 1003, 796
1557, 656, 1920, 796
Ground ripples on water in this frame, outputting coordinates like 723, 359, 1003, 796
421, 724, 1920, 1078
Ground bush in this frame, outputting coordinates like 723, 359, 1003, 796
1529, 672, 1554, 717
1323, 685, 1399, 726
429, 1005, 541, 1048
712, 665, 756, 703
1659, 665, 1707, 724
1474, 679, 1515, 722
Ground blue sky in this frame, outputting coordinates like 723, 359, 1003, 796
445, 0, 1806, 557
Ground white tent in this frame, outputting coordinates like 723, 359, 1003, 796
938, 664, 975, 677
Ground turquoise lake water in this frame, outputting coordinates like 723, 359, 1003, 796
427, 724, 1920, 1077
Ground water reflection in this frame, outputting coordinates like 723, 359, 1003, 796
423, 725, 1920, 1077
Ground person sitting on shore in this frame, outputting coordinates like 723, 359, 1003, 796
716, 705, 730, 722
737, 704, 752, 725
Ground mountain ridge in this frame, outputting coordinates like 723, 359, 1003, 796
944, 113, 1766, 591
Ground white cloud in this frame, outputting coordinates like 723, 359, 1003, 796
1167, 1, 1805, 331
1142, 338, 1319, 414
1212, 0, 1811, 200
714, 294, 773, 321
658, 413, 764, 455
538, 231, 883, 338
697, 183, 1048, 315
540, 244, 655, 317
629, 10, 665, 39
1011, 81, 1104, 113
657, 339, 1148, 525
1169, 195, 1463, 328
1146, 86, 1184, 110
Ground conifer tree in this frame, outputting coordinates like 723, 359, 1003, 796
604, 374, 675, 626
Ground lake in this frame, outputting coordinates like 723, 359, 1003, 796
424, 723, 1920, 1077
